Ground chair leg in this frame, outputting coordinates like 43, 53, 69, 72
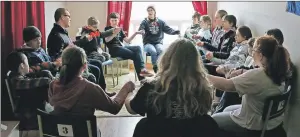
134, 67, 137, 82
104, 65, 107, 74
111, 64, 115, 87
117, 62, 119, 85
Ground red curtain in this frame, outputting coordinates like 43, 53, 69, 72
1, 1, 46, 120
1, 1, 46, 75
106, 1, 132, 35
192, 1, 208, 15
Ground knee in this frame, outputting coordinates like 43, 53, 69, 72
88, 64, 100, 72
146, 49, 157, 56
89, 60, 102, 68
133, 45, 142, 51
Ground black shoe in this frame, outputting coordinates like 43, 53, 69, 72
153, 66, 158, 73
106, 92, 116, 97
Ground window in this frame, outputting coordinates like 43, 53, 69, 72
129, 2, 195, 49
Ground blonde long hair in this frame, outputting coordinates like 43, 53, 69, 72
149, 38, 213, 118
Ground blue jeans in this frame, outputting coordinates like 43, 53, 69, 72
144, 43, 163, 72
109, 45, 145, 80
88, 59, 106, 90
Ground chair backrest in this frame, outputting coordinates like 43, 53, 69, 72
262, 85, 292, 121
5, 71, 16, 113
37, 109, 98, 137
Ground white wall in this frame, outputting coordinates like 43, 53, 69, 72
44, 1, 107, 44
218, 2, 300, 137
65, 2, 108, 38
44, 1, 66, 41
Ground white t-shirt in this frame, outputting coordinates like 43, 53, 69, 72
197, 28, 212, 40
230, 68, 285, 130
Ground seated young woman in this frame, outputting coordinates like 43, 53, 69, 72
197, 15, 237, 103
193, 15, 213, 56
208, 36, 290, 136
48, 46, 135, 116
125, 39, 220, 137
213, 37, 256, 114
197, 14, 237, 64
6, 51, 53, 129
207, 26, 252, 75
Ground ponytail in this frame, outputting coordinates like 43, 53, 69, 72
266, 46, 289, 85
256, 36, 289, 85
59, 47, 87, 85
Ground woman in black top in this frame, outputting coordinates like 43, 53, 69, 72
125, 38, 220, 137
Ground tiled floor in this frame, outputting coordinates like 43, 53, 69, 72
95, 70, 145, 117
1, 121, 19, 137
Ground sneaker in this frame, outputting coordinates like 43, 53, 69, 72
140, 69, 154, 77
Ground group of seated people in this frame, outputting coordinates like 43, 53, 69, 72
5, 5, 294, 137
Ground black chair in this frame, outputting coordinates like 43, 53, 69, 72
5, 71, 44, 135
37, 109, 99, 137
260, 85, 291, 137
245, 85, 292, 137
5, 71, 17, 114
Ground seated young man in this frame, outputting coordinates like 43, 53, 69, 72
139, 5, 181, 73
21, 26, 62, 75
105, 12, 153, 81
47, 8, 114, 95
184, 12, 201, 44
76, 16, 113, 63
20, 26, 100, 91
6, 51, 53, 129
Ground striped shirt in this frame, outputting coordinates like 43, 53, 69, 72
211, 27, 225, 48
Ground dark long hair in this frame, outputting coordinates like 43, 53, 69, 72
224, 15, 237, 29
59, 47, 87, 85
237, 26, 252, 40
255, 36, 289, 85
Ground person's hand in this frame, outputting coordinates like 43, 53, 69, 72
226, 68, 236, 78
174, 30, 180, 35
205, 51, 214, 60
196, 41, 204, 47
86, 35, 93, 41
54, 58, 62, 67
216, 66, 225, 75
229, 69, 244, 78
121, 81, 136, 93
136, 30, 145, 35
113, 27, 122, 34
192, 35, 202, 40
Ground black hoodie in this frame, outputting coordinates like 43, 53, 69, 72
47, 23, 88, 61
76, 26, 114, 55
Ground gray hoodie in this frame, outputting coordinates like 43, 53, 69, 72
211, 40, 249, 72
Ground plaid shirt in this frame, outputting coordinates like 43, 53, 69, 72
9, 71, 53, 90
